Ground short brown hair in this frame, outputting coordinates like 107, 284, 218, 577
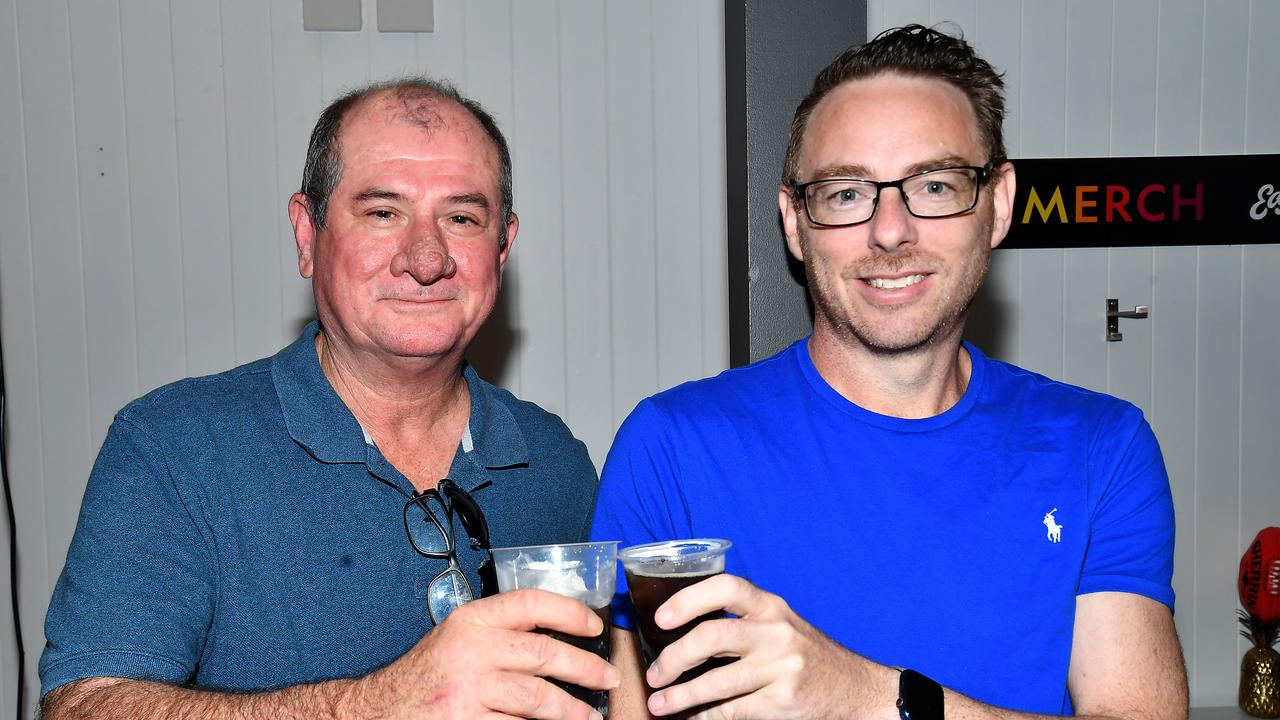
782, 24, 1007, 188
300, 76, 513, 246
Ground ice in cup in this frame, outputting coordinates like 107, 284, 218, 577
492, 541, 618, 716
618, 538, 733, 683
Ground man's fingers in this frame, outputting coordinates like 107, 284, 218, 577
459, 588, 605, 636
501, 629, 618, 690
655, 574, 771, 630
480, 672, 604, 720
645, 616, 745, 688
648, 657, 765, 719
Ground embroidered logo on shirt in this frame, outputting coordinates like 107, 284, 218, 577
1043, 508, 1063, 543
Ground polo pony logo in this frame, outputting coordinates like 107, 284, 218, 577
1043, 508, 1063, 544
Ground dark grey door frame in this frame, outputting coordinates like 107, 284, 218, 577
725, 1, 867, 366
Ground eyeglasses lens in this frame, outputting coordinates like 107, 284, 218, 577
427, 566, 473, 623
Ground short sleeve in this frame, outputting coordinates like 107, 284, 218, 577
1078, 411, 1176, 610
39, 416, 216, 698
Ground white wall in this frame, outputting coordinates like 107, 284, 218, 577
0, 0, 727, 716
870, 0, 1280, 708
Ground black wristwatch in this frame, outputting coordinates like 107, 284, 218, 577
896, 668, 944, 720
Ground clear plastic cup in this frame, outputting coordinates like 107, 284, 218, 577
492, 541, 618, 715
618, 538, 732, 680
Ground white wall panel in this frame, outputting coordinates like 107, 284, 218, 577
224, 0, 287, 365
0, 0, 37, 712
267, 0, 323, 340
174, 3, 238, 378
606, 0, 659, 425
1192, 246, 1243, 705
509, 0, 568, 415
121, 0, 188, 391
695, 0, 729, 377
870, 0, 1280, 708
0, 2, 728, 716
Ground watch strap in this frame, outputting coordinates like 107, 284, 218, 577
896, 668, 944, 720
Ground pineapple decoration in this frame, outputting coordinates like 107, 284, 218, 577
1239, 527, 1280, 718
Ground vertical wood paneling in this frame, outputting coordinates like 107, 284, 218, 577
1155, 0, 1204, 156
0, 0, 36, 710
269, 0, 322, 339
1060, 248, 1105, 387
1150, 246, 1198, 677
172, 3, 236, 377
1107, 247, 1154, 414
1106, 4, 1157, 415
973, 0, 1021, 157
508, 0, 568, 415
1015, 3, 1067, 377
417, 0, 466, 80
68, 1, 140, 444
17, 0, 92, 592
1111, 0, 1158, 156
1199, 0, 1249, 155
121, 0, 187, 392
696, 0, 729, 377
654, 1, 705, 390
223, 0, 286, 365
606, 0, 658, 424
1245, 1, 1280, 153
1018, 1, 1067, 158
1193, 246, 1244, 706
560, 0, 614, 467
1060, 3, 1110, 389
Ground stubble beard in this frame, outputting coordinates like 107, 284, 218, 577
802, 218, 994, 357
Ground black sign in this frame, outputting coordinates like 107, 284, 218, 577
1001, 154, 1280, 249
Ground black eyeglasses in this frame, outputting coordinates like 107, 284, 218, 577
402, 479, 496, 623
795, 165, 991, 227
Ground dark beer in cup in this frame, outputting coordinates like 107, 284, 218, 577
619, 539, 733, 684
493, 541, 618, 717
539, 604, 612, 713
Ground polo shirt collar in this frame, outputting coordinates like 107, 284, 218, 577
272, 321, 531, 480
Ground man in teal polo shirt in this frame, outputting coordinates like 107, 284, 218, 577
39, 78, 610, 720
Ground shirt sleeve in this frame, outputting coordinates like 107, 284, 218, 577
39, 415, 216, 698
1078, 406, 1176, 610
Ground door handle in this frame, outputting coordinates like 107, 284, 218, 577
1106, 298, 1149, 342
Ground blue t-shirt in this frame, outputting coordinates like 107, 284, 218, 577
590, 339, 1174, 716
40, 321, 599, 698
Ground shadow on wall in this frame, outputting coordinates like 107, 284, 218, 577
467, 283, 519, 384
964, 281, 1010, 362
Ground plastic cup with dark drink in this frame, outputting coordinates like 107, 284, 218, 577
618, 538, 733, 684
492, 541, 618, 717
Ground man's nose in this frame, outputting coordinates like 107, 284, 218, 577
391, 226, 457, 284
867, 187, 917, 253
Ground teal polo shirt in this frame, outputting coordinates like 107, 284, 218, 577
40, 321, 598, 697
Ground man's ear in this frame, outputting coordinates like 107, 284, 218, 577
498, 211, 518, 272
988, 162, 1016, 250
779, 185, 805, 262
289, 193, 317, 278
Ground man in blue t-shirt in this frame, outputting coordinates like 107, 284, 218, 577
41, 78, 611, 720
592, 25, 1186, 720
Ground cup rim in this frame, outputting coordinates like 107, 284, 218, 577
491, 540, 620, 555
618, 538, 732, 561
